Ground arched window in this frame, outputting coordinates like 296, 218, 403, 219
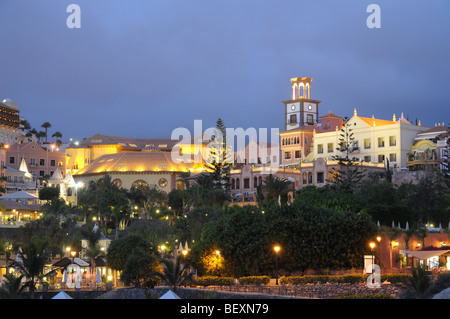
254, 177, 258, 188
231, 178, 235, 190
132, 180, 148, 188
302, 172, 307, 184
308, 172, 313, 184
236, 178, 240, 189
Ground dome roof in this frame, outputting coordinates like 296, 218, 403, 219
2, 98, 18, 110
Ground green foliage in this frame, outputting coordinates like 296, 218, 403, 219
408, 265, 431, 296
38, 187, 60, 201
120, 247, 162, 288
337, 292, 393, 299
193, 276, 235, 287
152, 256, 194, 291
0, 273, 27, 299
280, 274, 368, 285
238, 276, 270, 285
192, 203, 377, 277
106, 235, 155, 271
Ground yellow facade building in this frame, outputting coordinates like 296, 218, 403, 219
312, 110, 429, 170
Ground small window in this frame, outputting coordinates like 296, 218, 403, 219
317, 172, 324, 183
327, 143, 333, 153
9, 157, 15, 164
378, 138, 385, 148
50, 160, 56, 166
378, 154, 385, 163
284, 152, 291, 160
364, 155, 371, 162
389, 136, 396, 147
389, 153, 397, 162
295, 150, 301, 158
317, 144, 324, 154
364, 139, 371, 149
40, 159, 45, 166
307, 114, 314, 125
243, 178, 250, 189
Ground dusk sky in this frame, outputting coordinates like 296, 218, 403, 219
0, 1, 449, 143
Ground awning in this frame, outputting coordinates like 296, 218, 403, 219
400, 250, 450, 260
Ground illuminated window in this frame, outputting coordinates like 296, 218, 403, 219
113, 179, 122, 187
159, 178, 168, 188
378, 137, 385, 148
378, 154, 385, 163
132, 180, 148, 188
364, 139, 371, 149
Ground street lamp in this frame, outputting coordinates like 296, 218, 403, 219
273, 245, 281, 285
369, 242, 376, 274
376, 236, 381, 268
70, 250, 76, 264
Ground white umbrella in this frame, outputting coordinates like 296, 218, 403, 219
398, 222, 401, 229
392, 221, 395, 227
406, 221, 409, 230
52, 290, 73, 299
63, 270, 68, 283
377, 220, 380, 227
95, 269, 101, 283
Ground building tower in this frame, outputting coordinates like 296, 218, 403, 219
282, 77, 322, 131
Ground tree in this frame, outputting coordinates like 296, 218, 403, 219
80, 225, 103, 275
260, 174, 292, 206
41, 122, 51, 143
204, 118, 232, 191
331, 116, 364, 191
38, 186, 60, 201
106, 235, 155, 272
13, 241, 50, 299
0, 273, 27, 299
153, 256, 194, 291
120, 247, 162, 288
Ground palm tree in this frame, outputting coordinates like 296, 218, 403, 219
261, 174, 292, 206
0, 273, 27, 299
80, 225, 103, 277
13, 241, 50, 299
41, 122, 51, 143
52, 131, 63, 147
153, 256, 194, 292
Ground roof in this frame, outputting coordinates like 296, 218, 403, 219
358, 116, 397, 127
74, 151, 195, 175
0, 191, 37, 200
0, 199, 41, 211
52, 257, 90, 268
73, 133, 212, 151
320, 111, 342, 119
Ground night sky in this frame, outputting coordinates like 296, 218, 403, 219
0, 1, 449, 143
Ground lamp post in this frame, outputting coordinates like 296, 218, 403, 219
369, 242, 376, 274
70, 251, 76, 264
376, 236, 381, 269
273, 245, 281, 285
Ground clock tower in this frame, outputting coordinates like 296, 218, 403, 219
282, 77, 321, 131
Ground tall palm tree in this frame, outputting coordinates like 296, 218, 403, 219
153, 256, 194, 292
13, 241, 50, 299
41, 122, 51, 143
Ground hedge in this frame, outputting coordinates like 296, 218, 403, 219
238, 276, 270, 285
336, 292, 393, 299
194, 276, 235, 287
280, 273, 411, 285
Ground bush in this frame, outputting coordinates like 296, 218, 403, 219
381, 273, 412, 285
238, 276, 270, 285
337, 292, 393, 299
280, 274, 368, 285
194, 276, 234, 287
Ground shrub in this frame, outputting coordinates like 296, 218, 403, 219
238, 276, 270, 285
337, 292, 393, 299
193, 276, 234, 287
381, 273, 412, 285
